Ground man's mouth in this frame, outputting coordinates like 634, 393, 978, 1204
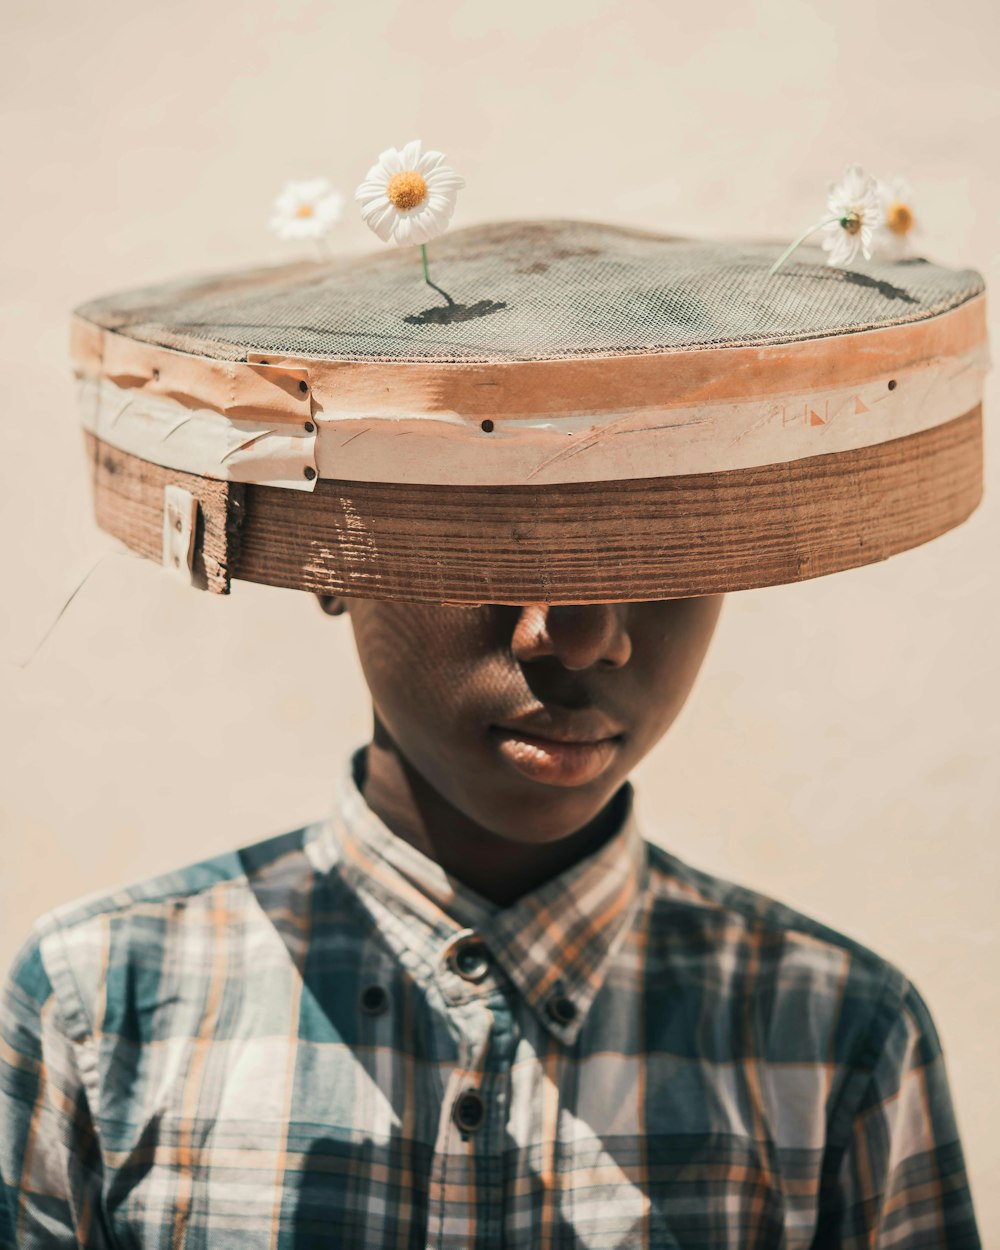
489, 708, 624, 788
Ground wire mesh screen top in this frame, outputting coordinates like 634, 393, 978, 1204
77, 220, 985, 364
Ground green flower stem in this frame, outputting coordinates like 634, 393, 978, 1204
419, 243, 456, 307
767, 217, 840, 277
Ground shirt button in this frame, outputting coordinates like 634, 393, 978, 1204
546, 993, 577, 1026
359, 984, 389, 1015
452, 1088, 486, 1133
449, 939, 491, 983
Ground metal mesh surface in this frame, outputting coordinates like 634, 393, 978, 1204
77, 220, 985, 364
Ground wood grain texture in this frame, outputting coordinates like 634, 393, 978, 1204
85, 409, 982, 603
84, 433, 245, 593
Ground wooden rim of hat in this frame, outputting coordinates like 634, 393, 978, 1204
72, 219, 989, 603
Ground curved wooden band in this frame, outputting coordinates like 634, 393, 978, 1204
84, 406, 983, 603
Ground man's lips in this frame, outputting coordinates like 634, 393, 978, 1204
493, 706, 624, 744
489, 708, 624, 787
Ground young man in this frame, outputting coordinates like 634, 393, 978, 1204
3, 217, 987, 1247
0, 593, 981, 1247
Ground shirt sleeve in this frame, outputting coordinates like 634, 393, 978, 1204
823, 979, 981, 1250
0, 928, 109, 1249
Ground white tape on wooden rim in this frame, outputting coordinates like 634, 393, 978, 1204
77, 342, 988, 488
77, 376, 319, 491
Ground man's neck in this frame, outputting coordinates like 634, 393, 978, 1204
359, 737, 627, 908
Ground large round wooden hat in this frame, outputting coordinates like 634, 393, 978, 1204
71, 219, 988, 603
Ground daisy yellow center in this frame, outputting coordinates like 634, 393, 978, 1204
885, 202, 914, 235
839, 211, 863, 235
387, 170, 428, 212
295, 204, 315, 218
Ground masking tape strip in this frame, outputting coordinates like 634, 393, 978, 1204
71, 322, 315, 423
78, 376, 319, 491
316, 343, 989, 486
78, 343, 987, 487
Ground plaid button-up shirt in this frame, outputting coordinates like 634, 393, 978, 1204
1, 755, 981, 1249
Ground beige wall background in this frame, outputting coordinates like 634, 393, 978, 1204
2, 0, 998, 1234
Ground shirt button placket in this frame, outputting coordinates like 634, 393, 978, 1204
428, 932, 507, 1246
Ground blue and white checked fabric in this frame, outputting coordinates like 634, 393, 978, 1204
1, 753, 981, 1248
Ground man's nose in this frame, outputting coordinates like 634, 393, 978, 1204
510, 604, 633, 671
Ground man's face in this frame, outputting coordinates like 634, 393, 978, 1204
332, 597, 723, 843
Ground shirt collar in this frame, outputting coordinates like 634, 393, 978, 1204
306, 750, 648, 1045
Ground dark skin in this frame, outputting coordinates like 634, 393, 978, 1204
317, 596, 723, 906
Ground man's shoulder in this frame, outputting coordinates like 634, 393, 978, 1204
5, 822, 325, 1030
642, 839, 910, 1012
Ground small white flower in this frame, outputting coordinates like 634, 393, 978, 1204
873, 175, 918, 260
355, 140, 465, 247
821, 164, 883, 268
269, 178, 344, 241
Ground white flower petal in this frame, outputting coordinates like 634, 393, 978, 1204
822, 222, 855, 267
417, 195, 448, 218
413, 203, 454, 244
315, 200, 344, 226
366, 204, 397, 242
399, 139, 423, 170
360, 161, 390, 185
360, 194, 391, 223
355, 180, 391, 206
393, 215, 414, 246
279, 218, 315, 240
377, 147, 404, 175
375, 215, 398, 243
416, 150, 446, 175
365, 200, 397, 234
407, 215, 432, 246
355, 164, 390, 195
827, 164, 879, 222
424, 169, 465, 191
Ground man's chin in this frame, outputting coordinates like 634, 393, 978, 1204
454, 776, 626, 847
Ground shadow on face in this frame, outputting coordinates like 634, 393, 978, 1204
317, 596, 723, 843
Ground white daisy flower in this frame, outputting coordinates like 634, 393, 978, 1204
873, 175, 918, 260
821, 164, 883, 268
269, 178, 344, 241
354, 140, 465, 247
